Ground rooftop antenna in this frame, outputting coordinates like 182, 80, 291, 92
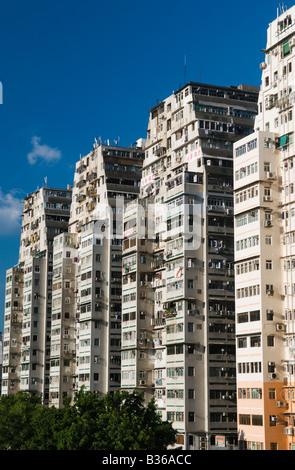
114, 137, 120, 146
278, 2, 287, 16
44, 176, 48, 187
184, 53, 187, 85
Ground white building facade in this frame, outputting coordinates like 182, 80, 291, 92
48, 142, 144, 407
2, 187, 72, 402
234, 5, 295, 451
122, 82, 258, 450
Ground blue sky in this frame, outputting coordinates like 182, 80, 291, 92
0, 0, 289, 331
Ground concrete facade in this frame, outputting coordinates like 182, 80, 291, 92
234, 5, 295, 450
122, 82, 258, 450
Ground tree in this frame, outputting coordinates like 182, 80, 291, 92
0, 390, 176, 451
92, 390, 176, 450
0, 392, 42, 450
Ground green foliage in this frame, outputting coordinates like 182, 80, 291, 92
0, 390, 176, 450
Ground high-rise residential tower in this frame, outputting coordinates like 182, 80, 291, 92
234, 4, 295, 451
48, 142, 144, 407
2, 187, 72, 402
121, 82, 258, 450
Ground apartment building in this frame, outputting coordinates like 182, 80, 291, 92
2, 187, 72, 402
0, 332, 3, 395
48, 142, 144, 407
121, 82, 258, 450
234, 5, 295, 451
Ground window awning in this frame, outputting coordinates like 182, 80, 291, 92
280, 135, 287, 147
283, 41, 291, 56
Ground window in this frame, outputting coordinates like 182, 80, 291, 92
250, 336, 261, 347
266, 310, 274, 321
188, 412, 195, 422
283, 41, 291, 57
252, 415, 263, 426
176, 435, 184, 445
267, 336, 274, 347
264, 162, 270, 172
270, 415, 277, 427
238, 337, 247, 348
188, 389, 195, 399
239, 414, 251, 425
266, 284, 274, 295
188, 323, 194, 332
250, 310, 260, 322
266, 260, 273, 270
167, 345, 183, 355
238, 312, 249, 323
252, 388, 262, 399
188, 367, 195, 376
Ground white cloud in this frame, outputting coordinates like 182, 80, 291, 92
27, 136, 61, 165
0, 188, 24, 235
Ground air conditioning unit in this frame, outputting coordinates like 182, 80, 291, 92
276, 324, 285, 331
260, 62, 267, 70
269, 373, 277, 380
140, 380, 146, 385
277, 401, 287, 407
187, 310, 195, 316
284, 427, 294, 436
267, 172, 275, 180
271, 416, 278, 422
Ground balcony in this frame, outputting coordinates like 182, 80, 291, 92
77, 163, 86, 174
76, 178, 86, 188
76, 193, 86, 203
